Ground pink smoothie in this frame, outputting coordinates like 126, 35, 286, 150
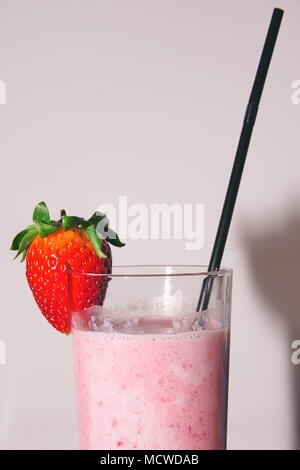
72, 324, 229, 450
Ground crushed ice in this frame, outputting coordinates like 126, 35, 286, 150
75, 300, 228, 334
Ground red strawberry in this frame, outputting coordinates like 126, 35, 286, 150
11, 202, 124, 334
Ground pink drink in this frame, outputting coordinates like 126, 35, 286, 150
72, 324, 229, 450
70, 265, 232, 450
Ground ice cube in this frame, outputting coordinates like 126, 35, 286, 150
88, 315, 115, 332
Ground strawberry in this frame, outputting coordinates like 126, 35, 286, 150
11, 202, 124, 334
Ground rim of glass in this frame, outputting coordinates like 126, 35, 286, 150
69, 265, 233, 278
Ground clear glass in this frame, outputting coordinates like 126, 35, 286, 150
69, 265, 232, 450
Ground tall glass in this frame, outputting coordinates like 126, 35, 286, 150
69, 265, 232, 450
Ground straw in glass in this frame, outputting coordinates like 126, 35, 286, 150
197, 8, 284, 312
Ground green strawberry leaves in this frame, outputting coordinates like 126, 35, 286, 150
33, 201, 51, 225
99, 225, 125, 247
87, 212, 107, 226
11, 227, 34, 251
84, 225, 107, 259
87, 212, 125, 247
11, 202, 125, 262
62, 216, 83, 231
32, 201, 58, 238
12, 226, 38, 260
36, 222, 58, 238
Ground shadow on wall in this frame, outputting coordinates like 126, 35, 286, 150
241, 209, 300, 450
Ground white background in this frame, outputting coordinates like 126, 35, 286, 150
0, 0, 299, 449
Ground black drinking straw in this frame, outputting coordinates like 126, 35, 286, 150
197, 8, 284, 312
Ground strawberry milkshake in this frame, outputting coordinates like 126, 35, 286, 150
72, 309, 230, 450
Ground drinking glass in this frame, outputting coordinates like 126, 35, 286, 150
69, 265, 232, 450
